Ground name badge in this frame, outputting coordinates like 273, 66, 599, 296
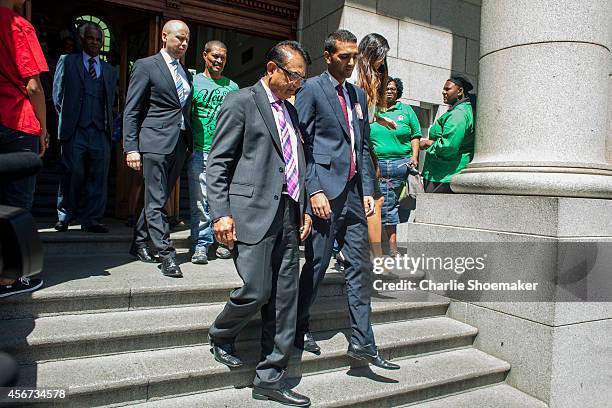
354, 103, 364, 120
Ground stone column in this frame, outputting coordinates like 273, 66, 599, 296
451, 0, 612, 198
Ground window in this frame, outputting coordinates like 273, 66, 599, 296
74, 15, 111, 61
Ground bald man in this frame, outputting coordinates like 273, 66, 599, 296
123, 20, 193, 277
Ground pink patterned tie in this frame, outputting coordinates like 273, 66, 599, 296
272, 100, 300, 202
336, 84, 356, 180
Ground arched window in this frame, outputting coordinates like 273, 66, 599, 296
74, 15, 111, 61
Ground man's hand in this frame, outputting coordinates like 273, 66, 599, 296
363, 196, 375, 217
214, 216, 237, 249
38, 129, 49, 158
300, 213, 312, 242
126, 152, 142, 171
409, 156, 418, 168
310, 192, 332, 219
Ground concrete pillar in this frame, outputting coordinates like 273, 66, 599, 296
451, 0, 612, 198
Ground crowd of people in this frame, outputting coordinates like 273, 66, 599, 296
0, 1, 476, 403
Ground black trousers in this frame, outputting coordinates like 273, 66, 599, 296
0, 126, 39, 210
297, 176, 376, 351
133, 136, 186, 259
424, 180, 454, 193
209, 196, 300, 389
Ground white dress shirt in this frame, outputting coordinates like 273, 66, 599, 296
325, 70, 356, 167
160, 49, 191, 130
260, 79, 300, 187
82, 52, 101, 78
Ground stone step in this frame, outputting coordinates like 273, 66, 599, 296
18, 321, 482, 408
0, 254, 349, 319
1, 253, 423, 319
407, 383, 548, 407
127, 348, 509, 408
2, 296, 450, 363
38, 223, 192, 254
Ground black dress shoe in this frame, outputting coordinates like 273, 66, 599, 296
252, 386, 311, 407
129, 245, 157, 263
295, 331, 320, 354
81, 224, 109, 233
209, 338, 243, 368
161, 257, 182, 278
54, 221, 69, 232
347, 342, 400, 370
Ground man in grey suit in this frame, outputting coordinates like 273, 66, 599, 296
207, 41, 312, 407
123, 20, 193, 277
53, 22, 117, 233
294, 30, 399, 370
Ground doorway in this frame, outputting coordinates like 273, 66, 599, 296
29, 0, 294, 222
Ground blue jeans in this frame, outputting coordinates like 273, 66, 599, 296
379, 157, 411, 225
187, 151, 214, 251
0, 126, 39, 211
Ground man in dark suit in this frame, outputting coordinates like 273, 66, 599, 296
123, 20, 193, 277
53, 22, 117, 233
207, 41, 312, 407
294, 30, 399, 370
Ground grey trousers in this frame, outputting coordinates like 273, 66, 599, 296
209, 196, 300, 389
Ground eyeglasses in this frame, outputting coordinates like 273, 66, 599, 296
275, 62, 305, 83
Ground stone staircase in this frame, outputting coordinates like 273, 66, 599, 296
0, 222, 548, 407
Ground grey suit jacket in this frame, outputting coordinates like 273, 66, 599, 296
52, 53, 117, 142
294, 72, 375, 201
207, 80, 311, 244
122, 52, 193, 154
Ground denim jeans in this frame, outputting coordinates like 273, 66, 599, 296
0, 126, 39, 211
187, 150, 214, 251
379, 157, 411, 225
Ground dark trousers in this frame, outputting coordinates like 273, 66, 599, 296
209, 196, 300, 389
57, 125, 110, 227
297, 176, 376, 350
133, 136, 186, 259
424, 180, 454, 193
0, 126, 39, 210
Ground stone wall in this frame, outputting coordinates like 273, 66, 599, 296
298, 0, 481, 107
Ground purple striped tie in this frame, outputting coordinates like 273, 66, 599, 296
272, 100, 300, 202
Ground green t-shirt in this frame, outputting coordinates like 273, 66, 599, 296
191, 74, 239, 152
370, 101, 422, 160
422, 99, 475, 183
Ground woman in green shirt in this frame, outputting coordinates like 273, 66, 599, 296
420, 76, 475, 193
371, 77, 421, 256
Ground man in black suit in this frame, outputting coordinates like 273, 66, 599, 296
123, 20, 193, 277
53, 22, 117, 233
207, 41, 312, 407
294, 30, 399, 370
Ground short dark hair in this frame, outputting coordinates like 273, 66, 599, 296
389, 77, 404, 99
204, 40, 227, 53
265, 40, 311, 66
324, 29, 357, 54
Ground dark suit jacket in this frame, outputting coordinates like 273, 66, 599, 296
295, 72, 375, 200
52, 53, 117, 142
123, 52, 193, 154
207, 80, 311, 244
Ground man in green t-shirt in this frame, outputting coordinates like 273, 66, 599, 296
189, 40, 239, 264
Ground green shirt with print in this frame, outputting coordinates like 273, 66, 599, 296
422, 99, 475, 183
191, 74, 239, 152
370, 101, 422, 160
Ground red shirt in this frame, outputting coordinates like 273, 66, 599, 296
0, 6, 48, 136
